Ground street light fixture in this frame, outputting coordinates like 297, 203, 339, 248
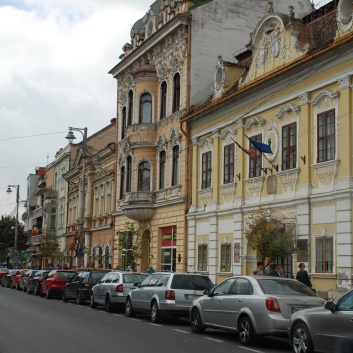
6, 185, 20, 253
66, 127, 88, 263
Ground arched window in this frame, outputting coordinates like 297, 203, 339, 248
126, 156, 132, 192
138, 161, 151, 191
172, 73, 180, 113
172, 145, 179, 186
121, 107, 127, 139
160, 81, 167, 119
139, 93, 152, 123
159, 150, 166, 190
128, 90, 133, 125
120, 166, 125, 199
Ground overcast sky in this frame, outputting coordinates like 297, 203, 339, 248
0, 0, 327, 218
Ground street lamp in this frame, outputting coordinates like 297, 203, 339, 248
66, 127, 88, 263
6, 185, 20, 252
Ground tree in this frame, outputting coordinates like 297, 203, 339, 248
38, 233, 60, 263
244, 209, 296, 265
115, 222, 147, 271
0, 215, 28, 265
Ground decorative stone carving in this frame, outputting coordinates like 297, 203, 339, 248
156, 189, 167, 202
220, 183, 236, 203
243, 117, 265, 131
277, 168, 300, 192
199, 188, 212, 206
275, 104, 301, 120
157, 63, 169, 81
169, 53, 183, 74
170, 185, 181, 199
264, 120, 279, 162
313, 160, 340, 187
337, 0, 353, 35
298, 92, 310, 105
338, 75, 352, 90
156, 135, 168, 151
309, 90, 340, 108
169, 128, 182, 146
245, 176, 265, 199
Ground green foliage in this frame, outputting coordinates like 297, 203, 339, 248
38, 234, 60, 259
0, 215, 28, 263
244, 210, 296, 264
115, 222, 147, 270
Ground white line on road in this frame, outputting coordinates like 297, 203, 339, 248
237, 346, 264, 353
149, 323, 162, 327
204, 337, 224, 343
172, 329, 190, 334
113, 314, 124, 317
129, 318, 141, 321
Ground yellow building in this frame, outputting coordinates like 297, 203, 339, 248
183, 1, 353, 296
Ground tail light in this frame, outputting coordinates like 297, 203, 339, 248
115, 284, 124, 293
265, 297, 281, 312
84, 283, 90, 288
165, 290, 175, 300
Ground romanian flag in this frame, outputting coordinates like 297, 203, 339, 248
32, 226, 39, 236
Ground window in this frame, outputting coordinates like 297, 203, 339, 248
159, 151, 166, 190
316, 237, 333, 273
138, 161, 150, 191
197, 244, 208, 271
249, 134, 262, 178
172, 73, 180, 113
317, 110, 335, 163
160, 81, 167, 119
282, 123, 297, 170
139, 93, 152, 123
220, 243, 231, 272
121, 107, 127, 139
172, 145, 179, 186
201, 151, 212, 189
126, 156, 132, 192
223, 144, 234, 184
128, 90, 133, 125
119, 166, 125, 199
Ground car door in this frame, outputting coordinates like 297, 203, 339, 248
320, 290, 353, 351
133, 274, 161, 311
65, 273, 80, 298
95, 273, 113, 304
201, 278, 236, 326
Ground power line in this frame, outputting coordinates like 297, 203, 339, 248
0, 131, 66, 142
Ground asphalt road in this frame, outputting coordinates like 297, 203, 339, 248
0, 287, 292, 353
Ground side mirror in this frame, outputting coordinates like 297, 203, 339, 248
203, 289, 212, 296
324, 301, 336, 311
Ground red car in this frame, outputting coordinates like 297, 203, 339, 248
41, 270, 77, 299
11, 269, 27, 289
0, 268, 9, 280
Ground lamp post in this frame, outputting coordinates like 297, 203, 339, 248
6, 185, 20, 253
66, 127, 87, 264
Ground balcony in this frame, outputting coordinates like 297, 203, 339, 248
120, 191, 156, 221
126, 124, 157, 147
31, 235, 42, 245
32, 207, 43, 219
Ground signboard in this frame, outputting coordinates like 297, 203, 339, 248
297, 239, 308, 262
234, 243, 240, 263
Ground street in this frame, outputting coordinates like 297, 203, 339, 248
0, 287, 291, 353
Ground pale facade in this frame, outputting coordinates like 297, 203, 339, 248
185, 1, 353, 297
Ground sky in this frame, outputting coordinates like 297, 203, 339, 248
0, 0, 327, 218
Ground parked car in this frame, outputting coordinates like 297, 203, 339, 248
27, 270, 51, 295
289, 287, 353, 353
62, 270, 110, 304
41, 270, 77, 299
125, 272, 214, 322
19, 269, 38, 292
189, 276, 326, 346
11, 269, 28, 290
91, 271, 149, 312
1, 269, 20, 288
0, 268, 9, 281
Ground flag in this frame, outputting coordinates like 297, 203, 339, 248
245, 149, 257, 158
248, 137, 273, 154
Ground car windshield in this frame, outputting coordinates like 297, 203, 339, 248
257, 278, 317, 296
91, 272, 108, 282
171, 275, 213, 290
123, 274, 148, 283
55, 271, 76, 279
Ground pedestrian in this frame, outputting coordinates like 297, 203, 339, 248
268, 263, 280, 276
253, 261, 264, 275
296, 263, 312, 288
277, 265, 287, 277
148, 265, 154, 274
64, 264, 69, 270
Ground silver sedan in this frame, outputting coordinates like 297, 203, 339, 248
289, 288, 353, 353
190, 276, 326, 346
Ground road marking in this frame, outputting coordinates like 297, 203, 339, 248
173, 329, 190, 334
204, 337, 224, 343
113, 314, 124, 317
149, 323, 162, 327
237, 346, 264, 353
129, 318, 141, 321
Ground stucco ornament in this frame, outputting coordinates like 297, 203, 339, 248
264, 120, 279, 162
337, 0, 353, 34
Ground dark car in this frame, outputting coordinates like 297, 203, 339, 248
27, 270, 50, 295
62, 270, 110, 304
19, 269, 38, 292
41, 270, 77, 299
1, 269, 20, 288
11, 269, 28, 290
0, 268, 9, 281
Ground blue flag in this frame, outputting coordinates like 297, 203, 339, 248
249, 138, 273, 154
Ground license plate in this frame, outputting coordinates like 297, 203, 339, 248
185, 294, 199, 300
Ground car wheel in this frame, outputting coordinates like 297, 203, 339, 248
62, 290, 68, 302
125, 297, 135, 317
106, 296, 115, 313
292, 322, 313, 353
238, 316, 255, 346
90, 295, 97, 309
190, 308, 205, 334
151, 301, 162, 323
76, 292, 83, 305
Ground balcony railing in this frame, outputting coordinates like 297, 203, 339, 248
120, 191, 156, 221
32, 207, 43, 219
126, 124, 157, 147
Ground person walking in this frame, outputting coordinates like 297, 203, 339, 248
296, 263, 312, 288
268, 263, 280, 276
278, 265, 287, 277
253, 261, 264, 275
